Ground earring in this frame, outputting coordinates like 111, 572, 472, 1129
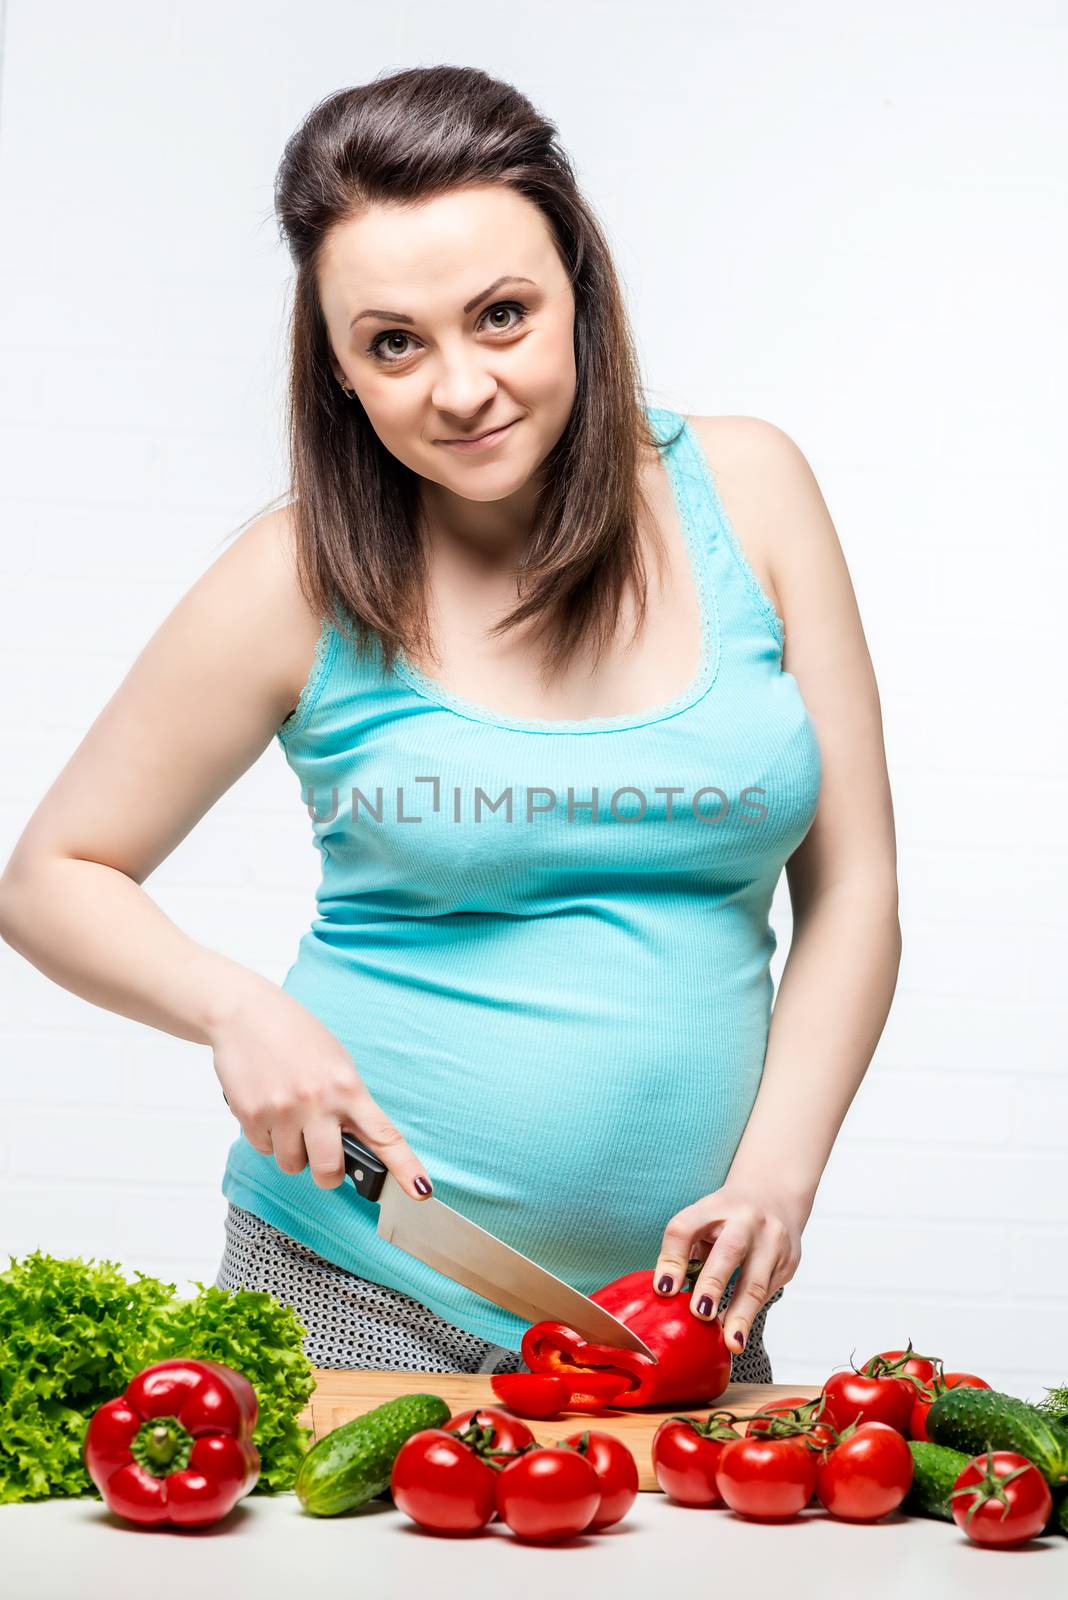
338, 380, 355, 399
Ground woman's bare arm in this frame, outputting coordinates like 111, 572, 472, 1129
702, 416, 902, 1211
0, 508, 320, 1046
0, 509, 437, 1198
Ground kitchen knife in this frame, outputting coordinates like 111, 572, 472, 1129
341, 1132, 657, 1362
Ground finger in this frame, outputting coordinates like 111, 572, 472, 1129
348, 1103, 434, 1201
303, 1115, 347, 1190
651, 1213, 702, 1294
689, 1228, 753, 1321
270, 1122, 310, 1176
244, 1125, 273, 1156
719, 1248, 783, 1354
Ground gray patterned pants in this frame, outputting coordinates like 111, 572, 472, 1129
214, 1201, 782, 1380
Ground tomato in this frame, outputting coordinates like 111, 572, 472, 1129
871, 1348, 938, 1387
390, 1428, 497, 1535
441, 1407, 535, 1521
652, 1414, 738, 1506
441, 1406, 535, 1461
814, 1421, 914, 1522
746, 1395, 836, 1452
820, 1369, 914, 1435
938, 1370, 989, 1393
747, 1394, 821, 1430
951, 1451, 1053, 1548
714, 1434, 818, 1522
494, 1445, 603, 1543
858, 1343, 947, 1420
558, 1428, 639, 1529
908, 1373, 990, 1442
488, 1374, 572, 1419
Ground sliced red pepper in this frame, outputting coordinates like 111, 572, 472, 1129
521, 1320, 649, 1401
490, 1374, 573, 1418
490, 1370, 635, 1420
558, 1372, 636, 1413
521, 1263, 734, 1409
83, 1358, 260, 1527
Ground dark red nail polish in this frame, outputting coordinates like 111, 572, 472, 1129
414, 1175, 432, 1196
658, 1274, 674, 1293
697, 1295, 713, 1317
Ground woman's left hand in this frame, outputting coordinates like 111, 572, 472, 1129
650, 1180, 810, 1356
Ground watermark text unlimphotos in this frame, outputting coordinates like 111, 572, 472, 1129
299, 776, 771, 826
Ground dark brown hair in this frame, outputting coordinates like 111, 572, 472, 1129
263, 64, 684, 687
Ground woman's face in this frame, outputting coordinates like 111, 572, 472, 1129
319, 183, 577, 511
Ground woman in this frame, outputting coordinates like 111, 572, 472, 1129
0, 67, 900, 1381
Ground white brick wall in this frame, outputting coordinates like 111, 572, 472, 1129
2, 4, 1065, 1399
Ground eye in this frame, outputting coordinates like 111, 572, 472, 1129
365, 300, 530, 365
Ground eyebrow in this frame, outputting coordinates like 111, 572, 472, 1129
349, 275, 537, 332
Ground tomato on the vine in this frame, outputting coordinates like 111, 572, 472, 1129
820, 1369, 914, 1435
951, 1451, 1053, 1548
746, 1395, 837, 1453
390, 1428, 497, 1535
849, 1341, 945, 1422
494, 1445, 603, 1543
872, 1347, 938, 1387
814, 1420, 914, 1522
441, 1406, 534, 1462
440, 1407, 535, 1522
652, 1411, 743, 1507
715, 1434, 818, 1522
558, 1428, 639, 1529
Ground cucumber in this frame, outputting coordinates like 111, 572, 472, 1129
926, 1387, 1068, 1489
295, 1393, 451, 1516
904, 1441, 972, 1521
1039, 1487, 1067, 1539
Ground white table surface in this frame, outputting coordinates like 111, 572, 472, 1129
2, 1487, 1065, 1598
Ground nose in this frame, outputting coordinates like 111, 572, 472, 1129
430, 344, 499, 420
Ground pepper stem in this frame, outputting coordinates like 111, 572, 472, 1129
129, 1415, 195, 1477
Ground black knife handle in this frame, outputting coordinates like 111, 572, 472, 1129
340, 1131, 389, 1202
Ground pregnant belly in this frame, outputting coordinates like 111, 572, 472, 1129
283, 933, 774, 1292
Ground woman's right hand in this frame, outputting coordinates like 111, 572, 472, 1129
210, 975, 433, 1199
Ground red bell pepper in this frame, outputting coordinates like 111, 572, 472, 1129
83, 1358, 260, 1527
490, 1370, 634, 1418
522, 1260, 733, 1408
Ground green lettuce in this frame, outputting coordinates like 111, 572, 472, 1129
0, 1250, 315, 1503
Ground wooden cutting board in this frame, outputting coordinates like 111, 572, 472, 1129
298, 1369, 823, 1492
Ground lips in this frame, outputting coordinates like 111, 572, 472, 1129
438, 419, 518, 446
448, 425, 506, 442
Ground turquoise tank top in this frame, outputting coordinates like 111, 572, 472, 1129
221, 404, 823, 1350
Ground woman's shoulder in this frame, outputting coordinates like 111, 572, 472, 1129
225, 503, 329, 726
683, 413, 809, 497
685, 415, 867, 684
682, 415, 791, 625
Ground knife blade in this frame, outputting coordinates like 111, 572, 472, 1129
341, 1132, 656, 1362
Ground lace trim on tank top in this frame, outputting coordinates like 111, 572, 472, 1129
277, 617, 339, 743
684, 440, 786, 652
274, 407, 785, 742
